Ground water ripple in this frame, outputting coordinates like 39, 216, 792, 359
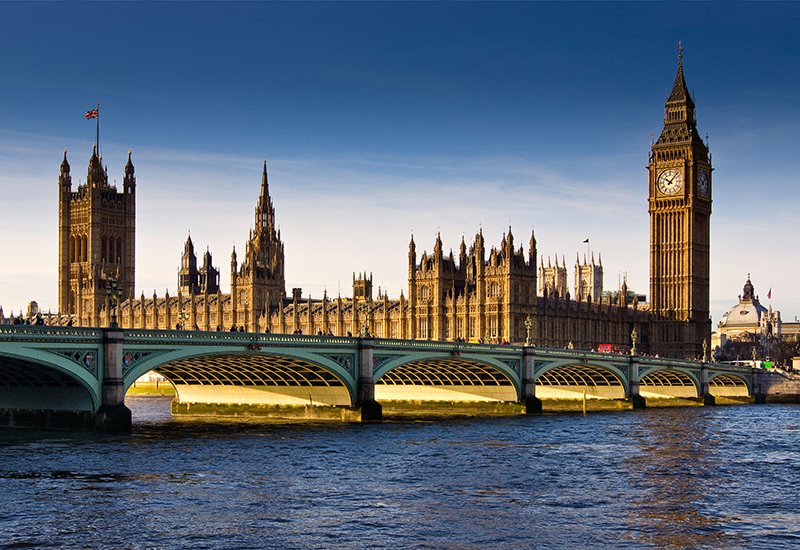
0, 400, 798, 548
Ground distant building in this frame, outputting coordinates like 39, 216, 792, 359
714, 276, 800, 364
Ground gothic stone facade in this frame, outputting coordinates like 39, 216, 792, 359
51, 52, 710, 358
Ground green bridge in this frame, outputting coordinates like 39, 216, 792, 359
0, 326, 755, 431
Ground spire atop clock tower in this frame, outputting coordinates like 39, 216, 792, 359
667, 42, 694, 107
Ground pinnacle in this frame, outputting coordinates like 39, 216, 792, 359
667, 43, 694, 107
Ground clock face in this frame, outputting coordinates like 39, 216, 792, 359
657, 168, 683, 195
697, 169, 709, 197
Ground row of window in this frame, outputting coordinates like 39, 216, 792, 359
68, 234, 125, 264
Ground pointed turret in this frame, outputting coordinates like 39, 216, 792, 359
179, 233, 199, 295
184, 233, 194, 254
254, 160, 275, 233
123, 150, 136, 194
59, 149, 72, 193
61, 149, 70, 174
408, 234, 417, 272
261, 159, 269, 196
433, 232, 443, 260
124, 150, 134, 175
86, 145, 106, 188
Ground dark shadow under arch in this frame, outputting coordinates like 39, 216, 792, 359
0, 356, 95, 411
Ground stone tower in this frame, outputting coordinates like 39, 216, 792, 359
353, 272, 374, 300
58, 148, 136, 324
648, 45, 712, 358
198, 248, 220, 295
178, 236, 219, 296
574, 252, 603, 302
230, 161, 286, 329
539, 255, 568, 298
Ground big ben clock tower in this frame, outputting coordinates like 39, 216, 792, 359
648, 44, 712, 359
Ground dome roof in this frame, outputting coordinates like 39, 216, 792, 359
718, 276, 767, 328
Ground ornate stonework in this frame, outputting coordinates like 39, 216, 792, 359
57, 147, 136, 325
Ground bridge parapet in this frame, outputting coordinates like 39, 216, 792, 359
371, 338, 522, 354
0, 325, 104, 343
122, 329, 357, 348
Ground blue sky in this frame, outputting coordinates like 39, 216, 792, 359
1, 2, 799, 325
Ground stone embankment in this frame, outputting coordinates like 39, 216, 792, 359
753, 369, 800, 403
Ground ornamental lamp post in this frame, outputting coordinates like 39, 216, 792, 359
524, 315, 533, 346
630, 327, 638, 356
178, 309, 188, 331
360, 300, 371, 338
105, 279, 123, 329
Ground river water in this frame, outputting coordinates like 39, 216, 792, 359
0, 399, 798, 549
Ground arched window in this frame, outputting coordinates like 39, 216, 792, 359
82, 235, 88, 262
116, 237, 123, 263
420, 286, 430, 301
101, 236, 107, 262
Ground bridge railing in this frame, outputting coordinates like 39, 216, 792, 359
0, 325, 104, 342
122, 328, 357, 348
371, 338, 523, 354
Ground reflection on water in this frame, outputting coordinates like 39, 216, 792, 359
0, 399, 798, 548
627, 409, 733, 548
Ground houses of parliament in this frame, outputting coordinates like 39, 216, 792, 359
41, 52, 713, 358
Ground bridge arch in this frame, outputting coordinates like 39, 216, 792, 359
638, 366, 700, 399
534, 359, 629, 399
0, 349, 100, 411
708, 372, 751, 397
373, 352, 521, 402
124, 347, 356, 407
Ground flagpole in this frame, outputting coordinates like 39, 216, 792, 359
95, 102, 100, 157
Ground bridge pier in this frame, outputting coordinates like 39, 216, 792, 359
522, 348, 542, 414
356, 338, 382, 422
628, 360, 647, 410
699, 365, 716, 406
97, 328, 132, 433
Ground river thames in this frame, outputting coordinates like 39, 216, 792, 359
1, 400, 798, 548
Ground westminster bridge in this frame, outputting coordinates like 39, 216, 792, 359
0, 325, 757, 431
